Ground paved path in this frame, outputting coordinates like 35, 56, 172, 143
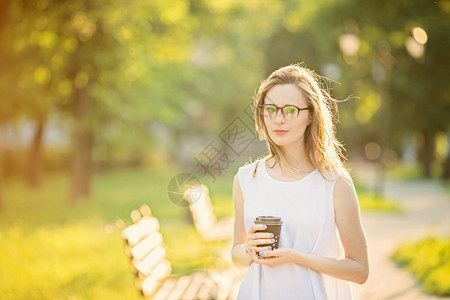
350, 163, 450, 300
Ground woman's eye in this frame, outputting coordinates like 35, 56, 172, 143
284, 107, 298, 114
266, 106, 276, 113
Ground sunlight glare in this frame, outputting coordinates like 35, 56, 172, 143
412, 27, 428, 45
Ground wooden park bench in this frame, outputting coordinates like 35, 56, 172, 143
183, 184, 234, 242
121, 205, 242, 299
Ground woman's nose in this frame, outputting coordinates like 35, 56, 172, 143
274, 110, 286, 123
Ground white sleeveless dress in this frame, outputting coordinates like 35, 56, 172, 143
236, 159, 352, 300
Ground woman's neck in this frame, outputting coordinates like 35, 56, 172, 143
268, 144, 314, 173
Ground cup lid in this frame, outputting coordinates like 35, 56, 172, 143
255, 216, 282, 224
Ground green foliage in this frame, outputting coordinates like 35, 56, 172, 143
392, 237, 450, 296
1, 0, 449, 178
259, 0, 450, 173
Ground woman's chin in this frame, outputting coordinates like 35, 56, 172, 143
269, 135, 304, 148
270, 138, 291, 146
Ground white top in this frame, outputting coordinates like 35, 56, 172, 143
236, 159, 352, 300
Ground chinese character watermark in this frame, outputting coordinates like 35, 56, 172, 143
167, 104, 258, 207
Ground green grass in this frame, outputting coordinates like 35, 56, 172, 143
385, 162, 450, 197
354, 182, 402, 212
0, 223, 140, 299
358, 193, 402, 212
386, 162, 445, 181
0, 165, 233, 299
0, 164, 398, 299
392, 237, 450, 296
386, 163, 423, 180
441, 181, 450, 196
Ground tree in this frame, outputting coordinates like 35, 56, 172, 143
0, 0, 198, 203
335, 0, 450, 177
0, 0, 13, 207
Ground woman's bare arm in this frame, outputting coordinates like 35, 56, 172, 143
231, 173, 252, 268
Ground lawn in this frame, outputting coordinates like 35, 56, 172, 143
0, 164, 397, 299
354, 181, 402, 212
0, 164, 232, 299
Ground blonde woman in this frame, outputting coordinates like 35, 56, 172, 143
231, 64, 369, 299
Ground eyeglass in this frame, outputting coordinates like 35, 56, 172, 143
259, 104, 310, 120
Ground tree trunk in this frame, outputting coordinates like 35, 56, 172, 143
419, 130, 435, 178
0, 150, 3, 210
26, 116, 45, 188
70, 87, 94, 204
442, 131, 450, 180
443, 155, 450, 180
0, 1, 11, 32
0, 0, 10, 209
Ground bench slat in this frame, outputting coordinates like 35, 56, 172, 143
122, 217, 160, 246
180, 272, 207, 300
217, 217, 234, 240
131, 232, 163, 261
141, 276, 160, 297
151, 261, 172, 281
196, 276, 217, 300
139, 261, 172, 296
216, 272, 235, 300
186, 185, 233, 242
166, 275, 192, 300
134, 246, 166, 276
152, 278, 177, 300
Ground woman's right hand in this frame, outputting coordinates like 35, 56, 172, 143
245, 224, 275, 254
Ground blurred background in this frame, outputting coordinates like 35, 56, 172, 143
0, 0, 449, 299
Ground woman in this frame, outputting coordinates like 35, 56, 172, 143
231, 64, 369, 299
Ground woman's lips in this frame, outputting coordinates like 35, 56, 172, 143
273, 130, 289, 135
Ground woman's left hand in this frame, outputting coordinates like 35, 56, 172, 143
248, 247, 295, 267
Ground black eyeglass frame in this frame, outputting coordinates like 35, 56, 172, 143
259, 104, 310, 120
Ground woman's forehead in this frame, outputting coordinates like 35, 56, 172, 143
265, 84, 306, 106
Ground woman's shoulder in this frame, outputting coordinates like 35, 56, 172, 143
318, 167, 352, 184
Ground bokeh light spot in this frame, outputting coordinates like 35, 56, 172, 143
365, 142, 382, 160
405, 37, 425, 59
412, 27, 428, 45
34, 67, 51, 85
74, 72, 89, 89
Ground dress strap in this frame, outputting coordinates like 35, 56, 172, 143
252, 161, 259, 177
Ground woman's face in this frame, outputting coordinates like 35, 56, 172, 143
263, 83, 311, 148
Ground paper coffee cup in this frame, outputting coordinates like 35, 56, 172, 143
254, 216, 283, 254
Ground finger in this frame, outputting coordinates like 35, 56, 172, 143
250, 248, 260, 261
258, 250, 276, 258
252, 249, 272, 265
253, 245, 273, 252
247, 238, 275, 247
246, 232, 273, 245
251, 232, 274, 239
248, 224, 267, 233
246, 248, 255, 261
254, 255, 277, 267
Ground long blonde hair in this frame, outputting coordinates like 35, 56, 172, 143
253, 63, 349, 180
